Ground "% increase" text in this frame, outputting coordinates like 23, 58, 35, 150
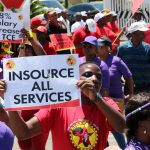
0, 13, 11, 19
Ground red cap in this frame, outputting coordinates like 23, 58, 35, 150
31, 16, 47, 27
35, 26, 47, 34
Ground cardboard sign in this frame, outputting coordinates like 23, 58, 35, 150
3, 55, 81, 111
50, 34, 75, 51
0, 11, 23, 42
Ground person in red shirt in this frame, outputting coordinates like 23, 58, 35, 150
73, 19, 97, 57
94, 12, 117, 42
0, 62, 125, 150
106, 11, 120, 35
35, 26, 57, 55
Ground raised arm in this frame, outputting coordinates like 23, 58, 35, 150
21, 28, 46, 56
8, 111, 42, 140
77, 79, 126, 133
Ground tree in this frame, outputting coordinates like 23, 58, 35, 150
30, 0, 47, 18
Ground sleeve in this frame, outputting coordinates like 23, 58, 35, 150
34, 108, 56, 133
72, 30, 81, 44
117, 57, 132, 80
100, 62, 110, 89
105, 28, 116, 42
103, 97, 120, 111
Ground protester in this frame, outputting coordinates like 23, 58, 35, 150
117, 22, 150, 93
125, 92, 150, 149
17, 29, 49, 150
29, 16, 47, 42
97, 37, 134, 149
35, 26, 57, 55
73, 19, 97, 57
54, 7, 62, 18
94, 12, 116, 42
106, 11, 120, 34
80, 36, 110, 96
0, 62, 125, 150
71, 12, 85, 33
81, 11, 88, 23
132, 8, 146, 25
45, 8, 67, 34
58, 9, 71, 34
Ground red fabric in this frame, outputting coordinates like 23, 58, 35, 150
132, 0, 144, 15
144, 25, 150, 44
1, 0, 25, 9
18, 110, 49, 150
72, 27, 99, 57
35, 97, 119, 150
42, 42, 57, 55
106, 22, 120, 34
96, 25, 116, 42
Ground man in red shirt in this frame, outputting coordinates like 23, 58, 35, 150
94, 12, 116, 42
73, 19, 97, 57
35, 26, 57, 55
0, 62, 125, 150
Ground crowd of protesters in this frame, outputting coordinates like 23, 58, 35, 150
0, 5, 149, 150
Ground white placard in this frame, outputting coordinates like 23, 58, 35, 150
3, 54, 81, 110
0, 11, 23, 41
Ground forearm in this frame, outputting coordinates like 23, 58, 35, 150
127, 77, 134, 96
95, 99, 125, 133
8, 111, 33, 140
30, 38, 46, 56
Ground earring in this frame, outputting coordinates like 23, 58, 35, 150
144, 129, 147, 134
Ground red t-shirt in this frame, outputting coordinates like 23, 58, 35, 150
72, 27, 99, 57
96, 25, 116, 42
35, 97, 119, 150
43, 42, 57, 55
106, 22, 120, 34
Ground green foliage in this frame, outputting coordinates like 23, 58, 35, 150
30, 0, 47, 18
0, 2, 4, 11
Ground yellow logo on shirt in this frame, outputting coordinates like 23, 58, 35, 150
68, 119, 99, 149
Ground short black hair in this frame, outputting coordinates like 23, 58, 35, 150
125, 92, 150, 141
79, 61, 99, 68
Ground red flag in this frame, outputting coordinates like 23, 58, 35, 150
132, 0, 144, 15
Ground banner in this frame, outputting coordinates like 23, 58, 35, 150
50, 34, 75, 51
3, 55, 81, 111
0, 11, 23, 42
132, 0, 144, 15
0, 0, 30, 43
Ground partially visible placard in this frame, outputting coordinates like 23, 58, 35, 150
50, 34, 75, 51
0, 11, 23, 42
3, 54, 81, 111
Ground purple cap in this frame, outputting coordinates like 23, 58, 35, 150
82, 36, 98, 46
0, 122, 14, 150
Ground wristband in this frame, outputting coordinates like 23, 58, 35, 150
93, 92, 103, 103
